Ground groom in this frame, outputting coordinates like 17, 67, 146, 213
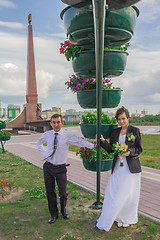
36, 113, 95, 224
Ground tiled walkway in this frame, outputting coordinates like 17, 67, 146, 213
4, 132, 160, 223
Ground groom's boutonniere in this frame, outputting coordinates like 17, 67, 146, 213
127, 132, 137, 142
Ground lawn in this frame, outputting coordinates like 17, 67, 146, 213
0, 151, 160, 240
140, 135, 160, 169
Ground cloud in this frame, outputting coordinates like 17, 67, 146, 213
0, 21, 25, 29
0, 0, 16, 9
0, 5, 159, 115
0, 63, 25, 97
148, 93, 160, 103
137, 0, 160, 23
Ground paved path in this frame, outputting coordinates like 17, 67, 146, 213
4, 130, 160, 224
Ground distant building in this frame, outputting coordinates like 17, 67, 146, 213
41, 107, 61, 119
131, 113, 141, 118
7, 104, 21, 119
65, 109, 76, 115
63, 114, 80, 122
1, 108, 6, 119
141, 109, 148, 117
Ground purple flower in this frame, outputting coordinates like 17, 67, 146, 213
82, 78, 88, 86
91, 78, 95, 84
73, 86, 76, 92
76, 82, 80, 89
104, 78, 109, 83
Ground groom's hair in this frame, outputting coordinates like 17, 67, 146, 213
115, 106, 130, 120
51, 114, 63, 122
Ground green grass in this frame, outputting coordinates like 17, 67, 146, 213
140, 135, 160, 169
0, 151, 160, 240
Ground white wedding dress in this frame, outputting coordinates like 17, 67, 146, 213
96, 135, 141, 231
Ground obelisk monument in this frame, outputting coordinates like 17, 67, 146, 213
25, 13, 38, 122
6, 14, 41, 128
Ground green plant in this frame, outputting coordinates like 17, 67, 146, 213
60, 40, 129, 62
0, 130, 11, 137
81, 111, 117, 124
59, 40, 83, 61
0, 120, 5, 124
105, 42, 129, 51
76, 141, 114, 161
65, 75, 120, 93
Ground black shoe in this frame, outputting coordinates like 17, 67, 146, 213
48, 216, 58, 224
62, 213, 69, 220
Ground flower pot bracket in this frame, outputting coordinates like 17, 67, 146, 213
80, 123, 118, 139
77, 89, 122, 109
60, 0, 140, 9
61, 5, 139, 48
72, 50, 128, 78
0, 123, 6, 129
82, 158, 113, 172
0, 136, 11, 141
0, 135, 11, 153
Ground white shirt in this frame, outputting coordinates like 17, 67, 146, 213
36, 129, 94, 165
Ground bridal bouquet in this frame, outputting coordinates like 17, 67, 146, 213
112, 142, 129, 166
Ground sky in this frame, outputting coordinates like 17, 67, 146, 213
0, 0, 160, 115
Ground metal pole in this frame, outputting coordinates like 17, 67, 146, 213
1, 140, 5, 153
91, 0, 106, 208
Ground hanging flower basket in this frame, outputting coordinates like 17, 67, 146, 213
80, 123, 118, 139
0, 123, 6, 129
60, 5, 139, 48
107, 0, 140, 9
72, 49, 128, 78
82, 158, 113, 172
77, 88, 122, 109
0, 135, 11, 141
60, 0, 140, 9
60, 0, 91, 8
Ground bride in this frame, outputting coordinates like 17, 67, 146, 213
96, 106, 142, 231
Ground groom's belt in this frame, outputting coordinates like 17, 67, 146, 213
46, 161, 70, 168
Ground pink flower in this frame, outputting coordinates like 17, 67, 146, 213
91, 78, 95, 84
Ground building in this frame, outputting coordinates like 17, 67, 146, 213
65, 109, 76, 115
63, 114, 80, 122
41, 107, 61, 119
7, 104, 21, 119
141, 109, 148, 117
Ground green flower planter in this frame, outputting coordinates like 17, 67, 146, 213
61, 6, 139, 48
77, 89, 122, 109
80, 123, 118, 139
0, 123, 6, 129
107, 0, 140, 9
72, 49, 128, 78
0, 135, 11, 141
60, 0, 91, 8
60, 0, 140, 9
82, 158, 113, 172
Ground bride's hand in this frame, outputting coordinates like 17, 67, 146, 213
100, 135, 105, 143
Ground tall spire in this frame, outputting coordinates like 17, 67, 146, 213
26, 13, 38, 104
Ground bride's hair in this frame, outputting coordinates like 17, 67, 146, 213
115, 106, 130, 121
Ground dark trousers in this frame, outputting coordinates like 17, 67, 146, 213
43, 161, 68, 218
